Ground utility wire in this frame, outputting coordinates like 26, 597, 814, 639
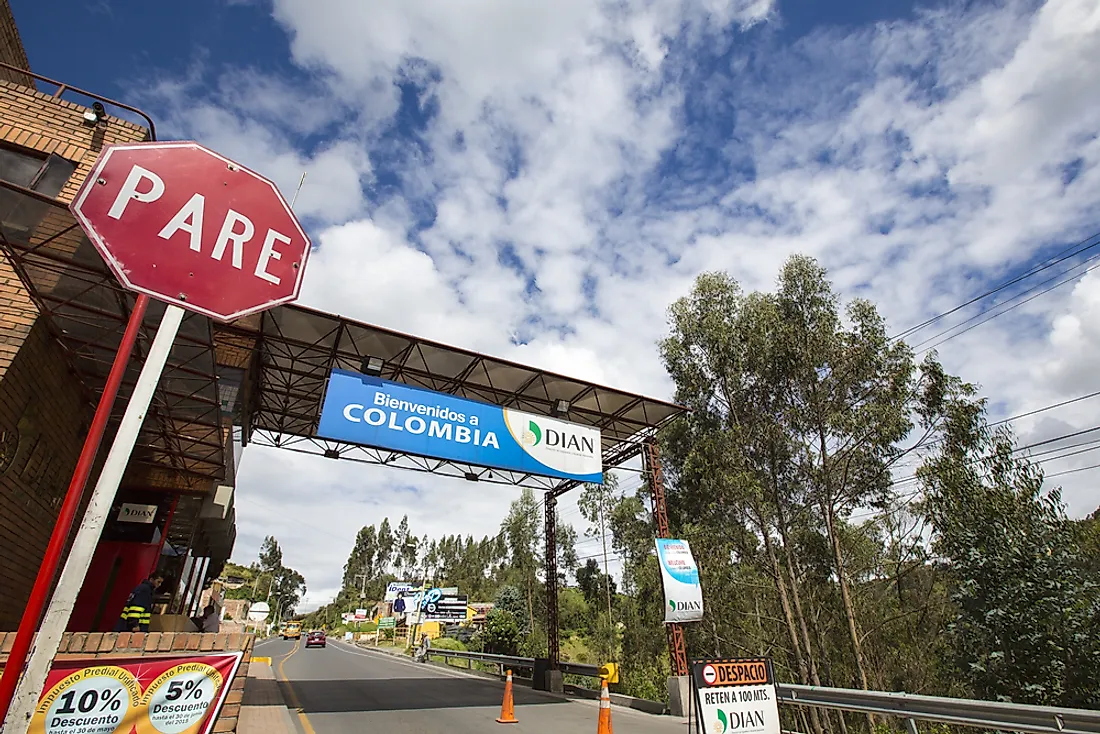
988, 389, 1100, 428
914, 258, 1100, 355
1046, 462, 1100, 479
890, 424, 1100, 488
893, 229, 1100, 341
850, 427, 1100, 521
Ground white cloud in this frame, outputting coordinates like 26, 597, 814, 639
141, 0, 1100, 605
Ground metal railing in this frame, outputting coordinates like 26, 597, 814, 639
777, 684, 1100, 734
0, 60, 158, 139
425, 649, 600, 678
424, 649, 1100, 734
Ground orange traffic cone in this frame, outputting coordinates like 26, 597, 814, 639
496, 669, 519, 724
597, 679, 613, 734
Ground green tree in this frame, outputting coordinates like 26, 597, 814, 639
258, 535, 282, 573
257, 535, 283, 600
270, 566, 307, 621
579, 474, 618, 655
555, 518, 578, 586
501, 489, 542, 627
482, 609, 521, 655
376, 517, 394, 576
342, 524, 378, 596
494, 585, 527, 629
659, 259, 960, 726
393, 515, 411, 578
919, 398, 1100, 707
576, 559, 617, 609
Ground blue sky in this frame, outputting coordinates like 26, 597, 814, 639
13, 0, 1100, 609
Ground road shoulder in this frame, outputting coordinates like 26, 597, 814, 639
237, 659, 298, 734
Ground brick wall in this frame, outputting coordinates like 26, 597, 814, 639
0, 631, 254, 734
0, 79, 153, 624
0, 78, 150, 379
0, 0, 31, 86
0, 320, 91, 628
0, 79, 151, 202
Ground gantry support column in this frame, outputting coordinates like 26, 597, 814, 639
544, 491, 559, 669
645, 439, 691, 715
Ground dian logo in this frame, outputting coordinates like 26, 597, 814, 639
522, 421, 542, 447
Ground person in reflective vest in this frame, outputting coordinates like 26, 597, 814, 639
114, 573, 166, 632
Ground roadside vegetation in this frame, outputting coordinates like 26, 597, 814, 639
231, 255, 1100, 723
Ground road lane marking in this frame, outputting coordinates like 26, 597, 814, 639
326, 640, 531, 683
325, 640, 478, 680
274, 639, 318, 734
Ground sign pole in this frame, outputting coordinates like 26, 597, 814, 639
0, 293, 150, 721
3, 304, 185, 734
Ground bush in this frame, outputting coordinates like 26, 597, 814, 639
431, 637, 467, 652
482, 610, 521, 655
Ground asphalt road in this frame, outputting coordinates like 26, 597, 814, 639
254, 636, 687, 734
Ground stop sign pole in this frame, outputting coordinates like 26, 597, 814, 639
0, 142, 310, 733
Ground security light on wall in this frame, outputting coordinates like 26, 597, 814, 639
552, 399, 570, 417
361, 356, 384, 376
82, 102, 106, 127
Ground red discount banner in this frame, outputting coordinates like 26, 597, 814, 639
29, 652, 243, 734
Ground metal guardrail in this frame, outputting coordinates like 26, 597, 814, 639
426, 649, 600, 678
777, 684, 1100, 734
428, 650, 1100, 734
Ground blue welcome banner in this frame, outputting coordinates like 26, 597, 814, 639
317, 369, 604, 483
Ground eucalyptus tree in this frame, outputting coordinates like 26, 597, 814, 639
660, 256, 957, 704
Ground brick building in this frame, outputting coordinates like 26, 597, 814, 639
0, 0, 237, 632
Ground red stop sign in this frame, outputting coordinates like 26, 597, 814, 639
70, 141, 311, 322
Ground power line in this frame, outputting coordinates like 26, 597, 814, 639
890, 424, 1100, 488
1046, 462, 1100, 479
850, 427, 1100, 521
893, 229, 1100, 341
914, 258, 1100, 354
989, 389, 1100, 428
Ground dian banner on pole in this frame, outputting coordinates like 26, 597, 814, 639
656, 538, 704, 623
29, 652, 242, 734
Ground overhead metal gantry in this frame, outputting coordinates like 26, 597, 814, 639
217, 304, 685, 490
0, 178, 688, 672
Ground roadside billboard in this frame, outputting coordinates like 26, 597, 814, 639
384, 581, 417, 601
691, 658, 779, 734
29, 652, 242, 734
393, 587, 468, 622
317, 370, 603, 483
656, 539, 704, 622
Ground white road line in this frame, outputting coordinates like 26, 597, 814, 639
327, 640, 532, 686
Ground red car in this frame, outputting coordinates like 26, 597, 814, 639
305, 630, 326, 648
